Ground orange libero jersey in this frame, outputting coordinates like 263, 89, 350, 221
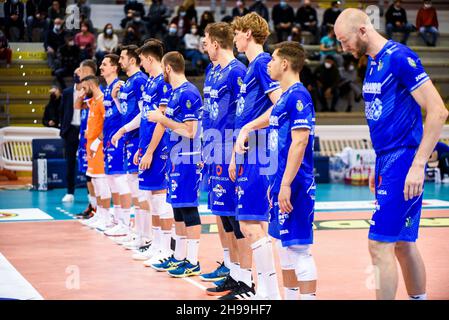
85, 94, 105, 176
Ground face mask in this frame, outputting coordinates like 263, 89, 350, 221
73, 73, 81, 84
106, 28, 113, 35
236, 1, 243, 6
50, 93, 57, 100
68, 40, 75, 46
134, 17, 141, 22
180, 12, 186, 17
12, 0, 19, 4
324, 62, 332, 69
191, 29, 197, 34
280, 1, 287, 7
169, 28, 177, 34
332, 7, 339, 12
424, 3, 432, 9
53, 25, 61, 32
348, 64, 355, 71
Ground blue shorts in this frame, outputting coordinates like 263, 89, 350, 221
138, 146, 168, 191
167, 159, 201, 208
369, 147, 423, 243
236, 163, 270, 222
209, 163, 237, 216
104, 139, 126, 175
76, 140, 88, 174
268, 180, 316, 247
125, 138, 139, 174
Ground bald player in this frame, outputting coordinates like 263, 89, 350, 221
334, 9, 448, 300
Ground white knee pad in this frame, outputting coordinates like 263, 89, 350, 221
138, 189, 147, 203
127, 173, 139, 198
113, 174, 131, 195
106, 175, 119, 194
289, 245, 317, 282
277, 241, 296, 270
150, 193, 173, 219
92, 177, 111, 200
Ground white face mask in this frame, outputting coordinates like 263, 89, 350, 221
348, 64, 355, 71
424, 3, 432, 9
324, 62, 332, 69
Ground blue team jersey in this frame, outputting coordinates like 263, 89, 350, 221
139, 74, 172, 150
102, 78, 122, 142
363, 40, 430, 154
202, 63, 221, 141
165, 81, 203, 157
235, 52, 280, 129
268, 82, 315, 194
207, 59, 247, 147
118, 70, 148, 140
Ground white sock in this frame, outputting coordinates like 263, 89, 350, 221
89, 195, 97, 209
120, 207, 131, 227
239, 268, 253, 288
111, 206, 120, 224
186, 239, 200, 265
143, 211, 152, 239
300, 293, 317, 300
409, 293, 427, 300
284, 287, 299, 300
135, 209, 147, 239
160, 229, 172, 254
174, 235, 187, 261
229, 262, 240, 281
251, 237, 281, 300
152, 226, 161, 250
223, 248, 231, 269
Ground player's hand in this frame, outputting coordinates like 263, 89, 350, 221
235, 127, 250, 154
133, 151, 139, 166
147, 108, 164, 123
111, 128, 125, 147
111, 81, 124, 99
369, 174, 375, 194
404, 164, 425, 201
279, 185, 293, 213
139, 152, 153, 170
229, 156, 236, 182
86, 149, 93, 160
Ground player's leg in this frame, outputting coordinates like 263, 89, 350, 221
123, 189, 149, 250
368, 240, 398, 300
106, 174, 120, 226
104, 174, 131, 237
278, 242, 300, 300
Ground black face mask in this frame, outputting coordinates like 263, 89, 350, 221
73, 74, 81, 84
50, 93, 57, 100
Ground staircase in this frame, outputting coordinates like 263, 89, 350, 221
0, 43, 53, 127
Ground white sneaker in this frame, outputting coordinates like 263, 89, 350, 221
134, 245, 158, 261
114, 233, 136, 245
81, 214, 99, 226
122, 237, 143, 250
95, 219, 115, 232
62, 194, 75, 203
143, 250, 172, 267
104, 223, 128, 237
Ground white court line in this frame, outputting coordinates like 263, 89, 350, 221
0, 253, 43, 300
182, 277, 207, 291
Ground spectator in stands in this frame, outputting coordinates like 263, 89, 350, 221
198, 10, 214, 37
44, 17, 66, 70
75, 21, 96, 60
319, 27, 343, 66
338, 58, 362, 113
163, 23, 183, 52
121, 9, 134, 29
47, 0, 64, 27
287, 25, 302, 43
4, 0, 26, 41
124, 0, 145, 18
182, 0, 198, 25
272, 0, 295, 42
54, 34, 81, 89
26, 0, 51, 41
416, 0, 439, 47
95, 23, 118, 63
296, 0, 319, 44
122, 25, 142, 46
385, 0, 413, 44
232, 0, 249, 18
77, 0, 91, 19
321, 0, 341, 38
43, 86, 61, 128
432, 142, 449, 182
171, 6, 192, 38
248, 0, 269, 22
300, 63, 317, 108
79, 13, 96, 35
0, 29, 12, 67
183, 24, 208, 73
315, 55, 340, 112
125, 11, 148, 40
146, 0, 171, 39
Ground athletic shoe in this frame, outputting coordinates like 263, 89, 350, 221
62, 194, 74, 203
168, 259, 201, 278
74, 204, 95, 219
133, 243, 157, 261
96, 220, 115, 232
104, 223, 128, 237
122, 237, 143, 250
81, 214, 99, 226
114, 233, 136, 245
199, 261, 229, 282
206, 275, 239, 296
150, 255, 184, 272
133, 241, 152, 253
214, 278, 226, 287
142, 250, 172, 267
218, 281, 256, 300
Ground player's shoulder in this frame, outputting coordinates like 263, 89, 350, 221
254, 52, 271, 67
386, 41, 420, 64
286, 83, 313, 107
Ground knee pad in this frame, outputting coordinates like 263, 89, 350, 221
289, 245, 317, 281
93, 177, 111, 200
127, 173, 139, 197
182, 207, 201, 227
277, 241, 296, 270
114, 174, 131, 195
138, 190, 148, 203
173, 207, 184, 222
228, 216, 245, 240
150, 193, 173, 219
220, 216, 234, 233
106, 175, 119, 194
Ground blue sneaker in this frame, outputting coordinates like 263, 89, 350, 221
214, 278, 226, 286
200, 261, 230, 282
150, 255, 183, 272
168, 259, 201, 278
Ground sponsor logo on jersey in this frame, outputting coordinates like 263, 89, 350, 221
407, 57, 417, 68
365, 98, 383, 121
186, 100, 192, 109
171, 179, 178, 192
296, 100, 304, 112
213, 184, 226, 198
363, 82, 382, 94
268, 130, 278, 151
216, 165, 223, 176
415, 72, 427, 83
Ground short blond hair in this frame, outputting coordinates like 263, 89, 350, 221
205, 22, 234, 50
231, 12, 270, 45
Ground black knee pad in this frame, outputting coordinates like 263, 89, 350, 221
173, 208, 184, 223
220, 215, 234, 233
229, 216, 245, 239
182, 207, 201, 227
86, 175, 92, 182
